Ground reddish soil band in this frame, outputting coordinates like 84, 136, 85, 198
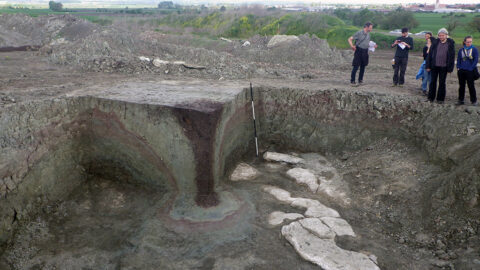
172, 101, 224, 207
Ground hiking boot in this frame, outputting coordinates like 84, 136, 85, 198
358, 81, 363, 86
472, 101, 478, 106
456, 100, 465, 106
436, 100, 444, 104
391, 83, 397, 87
398, 84, 404, 88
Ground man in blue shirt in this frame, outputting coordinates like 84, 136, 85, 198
391, 28, 414, 87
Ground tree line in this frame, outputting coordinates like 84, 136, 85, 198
334, 7, 419, 30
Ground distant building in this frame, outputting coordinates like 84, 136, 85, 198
433, 0, 473, 13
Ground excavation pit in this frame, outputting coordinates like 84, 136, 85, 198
1, 81, 479, 269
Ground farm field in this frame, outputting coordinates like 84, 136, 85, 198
412, 12, 480, 42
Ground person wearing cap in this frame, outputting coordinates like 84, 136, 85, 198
456, 36, 478, 106
426, 28, 455, 104
348, 22, 377, 86
391, 27, 414, 87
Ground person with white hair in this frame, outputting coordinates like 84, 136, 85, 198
426, 28, 456, 104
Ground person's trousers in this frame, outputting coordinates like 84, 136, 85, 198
421, 70, 431, 91
393, 57, 408, 85
351, 65, 366, 83
458, 69, 477, 103
428, 66, 448, 102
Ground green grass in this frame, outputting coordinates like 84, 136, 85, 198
412, 13, 479, 43
0, 8, 64, 17
80, 15, 113, 26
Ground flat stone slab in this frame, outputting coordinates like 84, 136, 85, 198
282, 221, 380, 270
290, 197, 322, 208
262, 185, 294, 203
320, 217, 356, 237
302, 153, 351, 205
298, 218, 336, 239
268, 211, 304, 226
263, 152, 305, 164
230, 163, 259, 181
264, 187, 340, 218
304, 204, 340, 218
286, 168, 319, 192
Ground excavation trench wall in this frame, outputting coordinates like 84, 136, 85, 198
1, 85, 480, 250
0, 92, 252, 248
256, 86, 480, 214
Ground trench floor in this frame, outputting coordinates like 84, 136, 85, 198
1, 138, 479, 270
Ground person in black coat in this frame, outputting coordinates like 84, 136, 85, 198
391, 27, 414, 87
426, 28, 456, 103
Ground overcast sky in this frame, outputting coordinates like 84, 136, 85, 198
6, 0, 480, 5
176, 0, 480, 4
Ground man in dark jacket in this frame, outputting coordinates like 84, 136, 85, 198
391, 27, 414, 87
426, 28, 456, 103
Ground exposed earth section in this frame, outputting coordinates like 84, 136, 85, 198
1, 13, 479, 270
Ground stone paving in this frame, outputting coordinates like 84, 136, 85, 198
231, 151, 380, 270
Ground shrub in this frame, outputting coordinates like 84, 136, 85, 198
468, 17, 480, 33
381, 8, 419, 30
48, 1, 62, 12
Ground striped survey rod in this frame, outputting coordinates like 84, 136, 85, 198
250, 82, 259, 157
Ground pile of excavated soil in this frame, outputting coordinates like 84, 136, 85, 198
0, 14, 99, 47
0, 14, 348, 79
46, 30, 347, 79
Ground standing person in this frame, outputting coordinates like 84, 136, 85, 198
391, 27, 414, 87
456, 36, 478, 106
426, 28, 455, 104
348, 22, 377, 86
421, 32, 433, 94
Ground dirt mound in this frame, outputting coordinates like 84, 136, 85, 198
1, 13, 344, 79
0, 14, 97, 47
47, 31, 347, 79
0, 14, 348, 79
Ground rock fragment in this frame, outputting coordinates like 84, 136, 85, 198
262, 185, 293, 203
230, 163, 259, 181
298, 218, 335, 239
263, 152, 304, 164
281, 221, 379, 270
286, 168, 318, 192
268, 211, 304, 226
152, 58, 168, 67
290, 197, 321, 208
320, 217, 356, 237
304, 205, 340, 218
267, 35, 301, 48
290, 197, 340, 218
